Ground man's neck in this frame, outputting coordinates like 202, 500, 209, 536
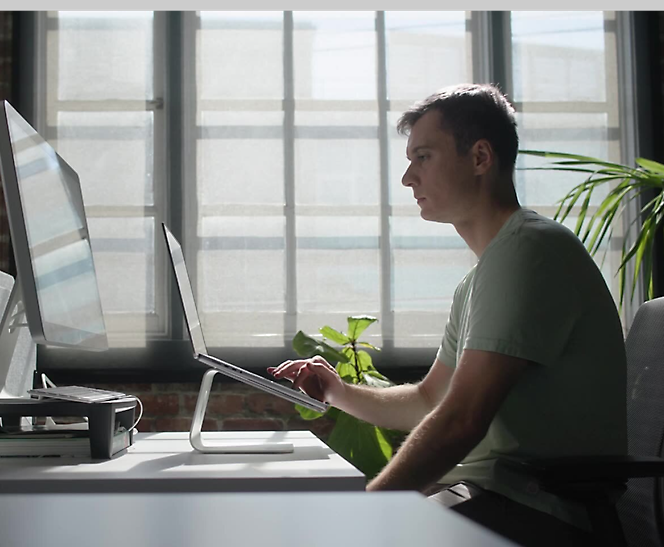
454, 201, 521, 258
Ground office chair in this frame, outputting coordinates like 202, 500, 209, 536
501, 296, 664, 547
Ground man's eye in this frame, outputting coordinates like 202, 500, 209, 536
418, 155, 428, 161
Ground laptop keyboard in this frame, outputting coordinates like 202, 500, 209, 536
28, 385, 129, 404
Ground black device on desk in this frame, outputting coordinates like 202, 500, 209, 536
0, 397, 136, 459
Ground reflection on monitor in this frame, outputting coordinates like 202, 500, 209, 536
0, 100, 108, 353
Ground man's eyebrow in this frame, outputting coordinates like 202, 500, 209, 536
406, 145, 431, 159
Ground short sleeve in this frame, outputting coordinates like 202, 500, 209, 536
437, 269, 475, 368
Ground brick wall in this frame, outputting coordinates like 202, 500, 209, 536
91, 380, 336, 439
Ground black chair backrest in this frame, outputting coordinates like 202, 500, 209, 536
617, 297, 664, 546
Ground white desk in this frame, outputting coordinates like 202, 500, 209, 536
0, 430, 365, 493
0, 491, 516, 547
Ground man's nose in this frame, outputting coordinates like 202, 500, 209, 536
402, 164, 415, 187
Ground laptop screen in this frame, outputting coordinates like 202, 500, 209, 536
162, 224, 208, 357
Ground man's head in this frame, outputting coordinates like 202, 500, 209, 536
397, 83, 518, 176
398, 84, 519, 225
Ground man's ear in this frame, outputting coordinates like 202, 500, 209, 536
471, 139, 495, 175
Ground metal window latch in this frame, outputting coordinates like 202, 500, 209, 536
146, 98, 164, 110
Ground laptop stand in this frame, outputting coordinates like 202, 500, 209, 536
189, 369, 294, 454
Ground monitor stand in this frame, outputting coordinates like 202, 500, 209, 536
189, 369, 294, 454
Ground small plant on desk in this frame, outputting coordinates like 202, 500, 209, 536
291, 315, 404, 480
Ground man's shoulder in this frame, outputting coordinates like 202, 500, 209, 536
511, 208, 579, 241
490, 208, 588, 260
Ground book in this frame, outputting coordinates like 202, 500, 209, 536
0, 425, 131, 458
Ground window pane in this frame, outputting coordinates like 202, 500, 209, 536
198, 217, 285, 347
88, 217, 154, 315
199, 216, 285, 313
386, 11, 469, 100
44, 11, 161, 344
516, 112, 612, 206
294, 11, 377, 100
198, 11, 283, 100
52, 12, 153, 101
198, 114, 284, 206
52, 111, 154, 207
295, 139, 380, 207
511, 12, 607, 103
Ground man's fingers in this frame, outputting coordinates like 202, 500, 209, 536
269, 357, 333, 379
268, 360, 298, 378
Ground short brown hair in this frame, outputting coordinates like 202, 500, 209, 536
397, 83, 518, 173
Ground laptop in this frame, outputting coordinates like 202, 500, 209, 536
162, 223, 329, 414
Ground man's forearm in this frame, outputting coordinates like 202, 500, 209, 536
332, 382, 431, 432
366, 402, 484, 492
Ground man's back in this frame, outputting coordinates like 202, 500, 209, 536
437, 208, 627, 525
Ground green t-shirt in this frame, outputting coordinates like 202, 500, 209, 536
436, 208, 627, 528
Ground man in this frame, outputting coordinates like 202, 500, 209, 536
269, 83, 626, 545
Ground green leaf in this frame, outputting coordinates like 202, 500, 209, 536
636, 157, 664, 175
347, 316, 378, 341
341, 347, 376, 378
336, 358, 359, 384
294, 404, 325, 421
519, 150, 640, 173
361, 370, 394, 388
355, 350, 376, 373
319, 326, 351, 346
357, 341, 381, 352
327, 412, 392, 479
292, 331, 350, 365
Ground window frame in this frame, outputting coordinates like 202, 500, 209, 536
10, 10, 644, 381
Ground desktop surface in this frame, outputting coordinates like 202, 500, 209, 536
0, 490, 516, 547
0, 430, 365, 493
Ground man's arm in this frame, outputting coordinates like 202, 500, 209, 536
338, 357, 454, 431
269, 356, 454, 432
367, 349, 529, 492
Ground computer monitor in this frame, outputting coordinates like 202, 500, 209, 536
0, 100, 108, 397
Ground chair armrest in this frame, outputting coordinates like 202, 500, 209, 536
502, 455, 664, 487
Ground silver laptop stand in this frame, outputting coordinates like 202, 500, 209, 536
189, 369, 294, 454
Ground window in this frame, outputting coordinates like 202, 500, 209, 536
29, 11, 630, 370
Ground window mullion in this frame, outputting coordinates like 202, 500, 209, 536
284, 11, 297, 342
166, 11, 189, 340
615, 11, 644, 322
376, 11, 393, 351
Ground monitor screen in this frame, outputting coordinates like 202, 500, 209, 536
0, 101, 108, 351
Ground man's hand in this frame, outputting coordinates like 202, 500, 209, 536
268, 356, 347, 405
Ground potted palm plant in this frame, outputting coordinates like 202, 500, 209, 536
520, 150, 664, 303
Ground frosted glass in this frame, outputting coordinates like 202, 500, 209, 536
511, 12, 607, 103
53, 112, 153, 207
198, 12, 283, 100
198, 217, 285, 313
294, 12, 376, 100
87, 217, 154, 314
386, 11, 469, 100
52, 12, 153, 101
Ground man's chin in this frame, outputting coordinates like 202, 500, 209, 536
419, 208, 435, 221
420, 208, 447, 223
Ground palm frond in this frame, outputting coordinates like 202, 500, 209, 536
519, 149, 664, 304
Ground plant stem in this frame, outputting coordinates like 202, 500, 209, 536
351, 339, 361, 382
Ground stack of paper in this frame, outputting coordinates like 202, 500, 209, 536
0, 423, 129, 458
